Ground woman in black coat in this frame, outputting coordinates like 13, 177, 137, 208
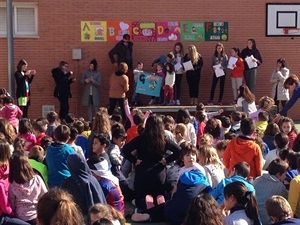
14, 59, 35, 118
51, 61, 76, 120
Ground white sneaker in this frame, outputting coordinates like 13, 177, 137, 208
176, 100, 180, 105
168, 100, 175, 106
148, 99, 156, 105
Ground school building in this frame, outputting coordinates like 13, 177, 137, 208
0, 0, 300, 120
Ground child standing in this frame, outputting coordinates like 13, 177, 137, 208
208, 43, 228, 105
280, 117, 298, 149
0, 96, 23, 132
132, 62, 143, 106
173, 42, 184, 106
149, 63, 165, 105
228, 47, 244, 104
8, 153, 48, 224
163, 63, 175, 106
223, 181, 260, 225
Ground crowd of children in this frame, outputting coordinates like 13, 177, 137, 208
0, 96, 300, 225
2, 66, 300, 225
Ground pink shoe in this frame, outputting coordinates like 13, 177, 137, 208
145, 195, 155, 209
207, 100, 214, 105
156, 195, 165, 205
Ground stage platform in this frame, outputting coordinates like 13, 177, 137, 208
138, 105, 234, 113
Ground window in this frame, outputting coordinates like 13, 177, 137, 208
0, 2, 38, 37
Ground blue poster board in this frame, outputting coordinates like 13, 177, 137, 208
136, 72, 162, 97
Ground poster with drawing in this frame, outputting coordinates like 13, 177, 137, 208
205, 22, 228, 41
81, 21, 107, 42
107, 21, 132, 42
132, 22, 156, 42
156, 22, 181, 42
136, 72, 162, 97
180, 21, 205, 41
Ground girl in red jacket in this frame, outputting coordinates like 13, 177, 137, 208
229, 47, 244, 104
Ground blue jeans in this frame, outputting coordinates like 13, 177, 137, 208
131, 81, 141, 103
0, 214, 30, 225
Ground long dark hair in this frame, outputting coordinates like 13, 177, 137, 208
224, 182, 260, 225
232, 47, 241, 57
143, 114, 165, 156
214, 43, 225, 57
248, 39, 257, 50
17, 59, 28, 72
184, 193, 223, 225
238, 84, 255, 103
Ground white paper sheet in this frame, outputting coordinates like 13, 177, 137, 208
213, 64, 225, 77
183, 60, 194, 71
227, 57, 238, 70
174, 63, 182, 71
245, 55, 258, 69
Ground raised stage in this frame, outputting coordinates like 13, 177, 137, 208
138, 105, 234, 114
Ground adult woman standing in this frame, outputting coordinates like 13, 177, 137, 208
207, 43, 228, 105
52, 61, 76, 120
80, 59, 101, 121
122, 115, 180, 210
241, 39, 263, 94
14, 59, 35, 118
173, 42, 184, 106
183, 45, 203, 105
108, 62, 129, 121
270, 58, 289, 116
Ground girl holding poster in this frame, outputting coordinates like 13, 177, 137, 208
229, 47, 245, 104
240, 39, 263, 94
173, 42, 184, 106
207, 43, 228, 106
183, 45, 203, 105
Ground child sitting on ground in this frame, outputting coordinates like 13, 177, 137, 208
288, 157, 300, 218
254, 158, 289, 225
0, 96, 22, 132
255, 111, 269, 138
33, 118, 48, 146
46, 111, 59, 138
266, 195, 300, 225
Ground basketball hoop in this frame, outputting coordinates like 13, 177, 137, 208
282, 28, 300, 35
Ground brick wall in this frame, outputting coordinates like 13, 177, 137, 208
0, 0, 300, 120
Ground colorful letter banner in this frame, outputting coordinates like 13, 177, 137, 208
136, 72, 162, 97
205, 22, 228, 41
81, 21, 107, 42
181, 21, 205, 41
132, 22, 156, 42
156, 22, 181, 42
107, 21, 132, 42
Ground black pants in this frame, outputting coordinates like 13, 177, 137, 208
108, 98, 126, 121
209, 74, 226, 101
186, 71, 201, 98
58, 96, 69, 120
174, 74, 183, 100
20, 104, 29, 118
